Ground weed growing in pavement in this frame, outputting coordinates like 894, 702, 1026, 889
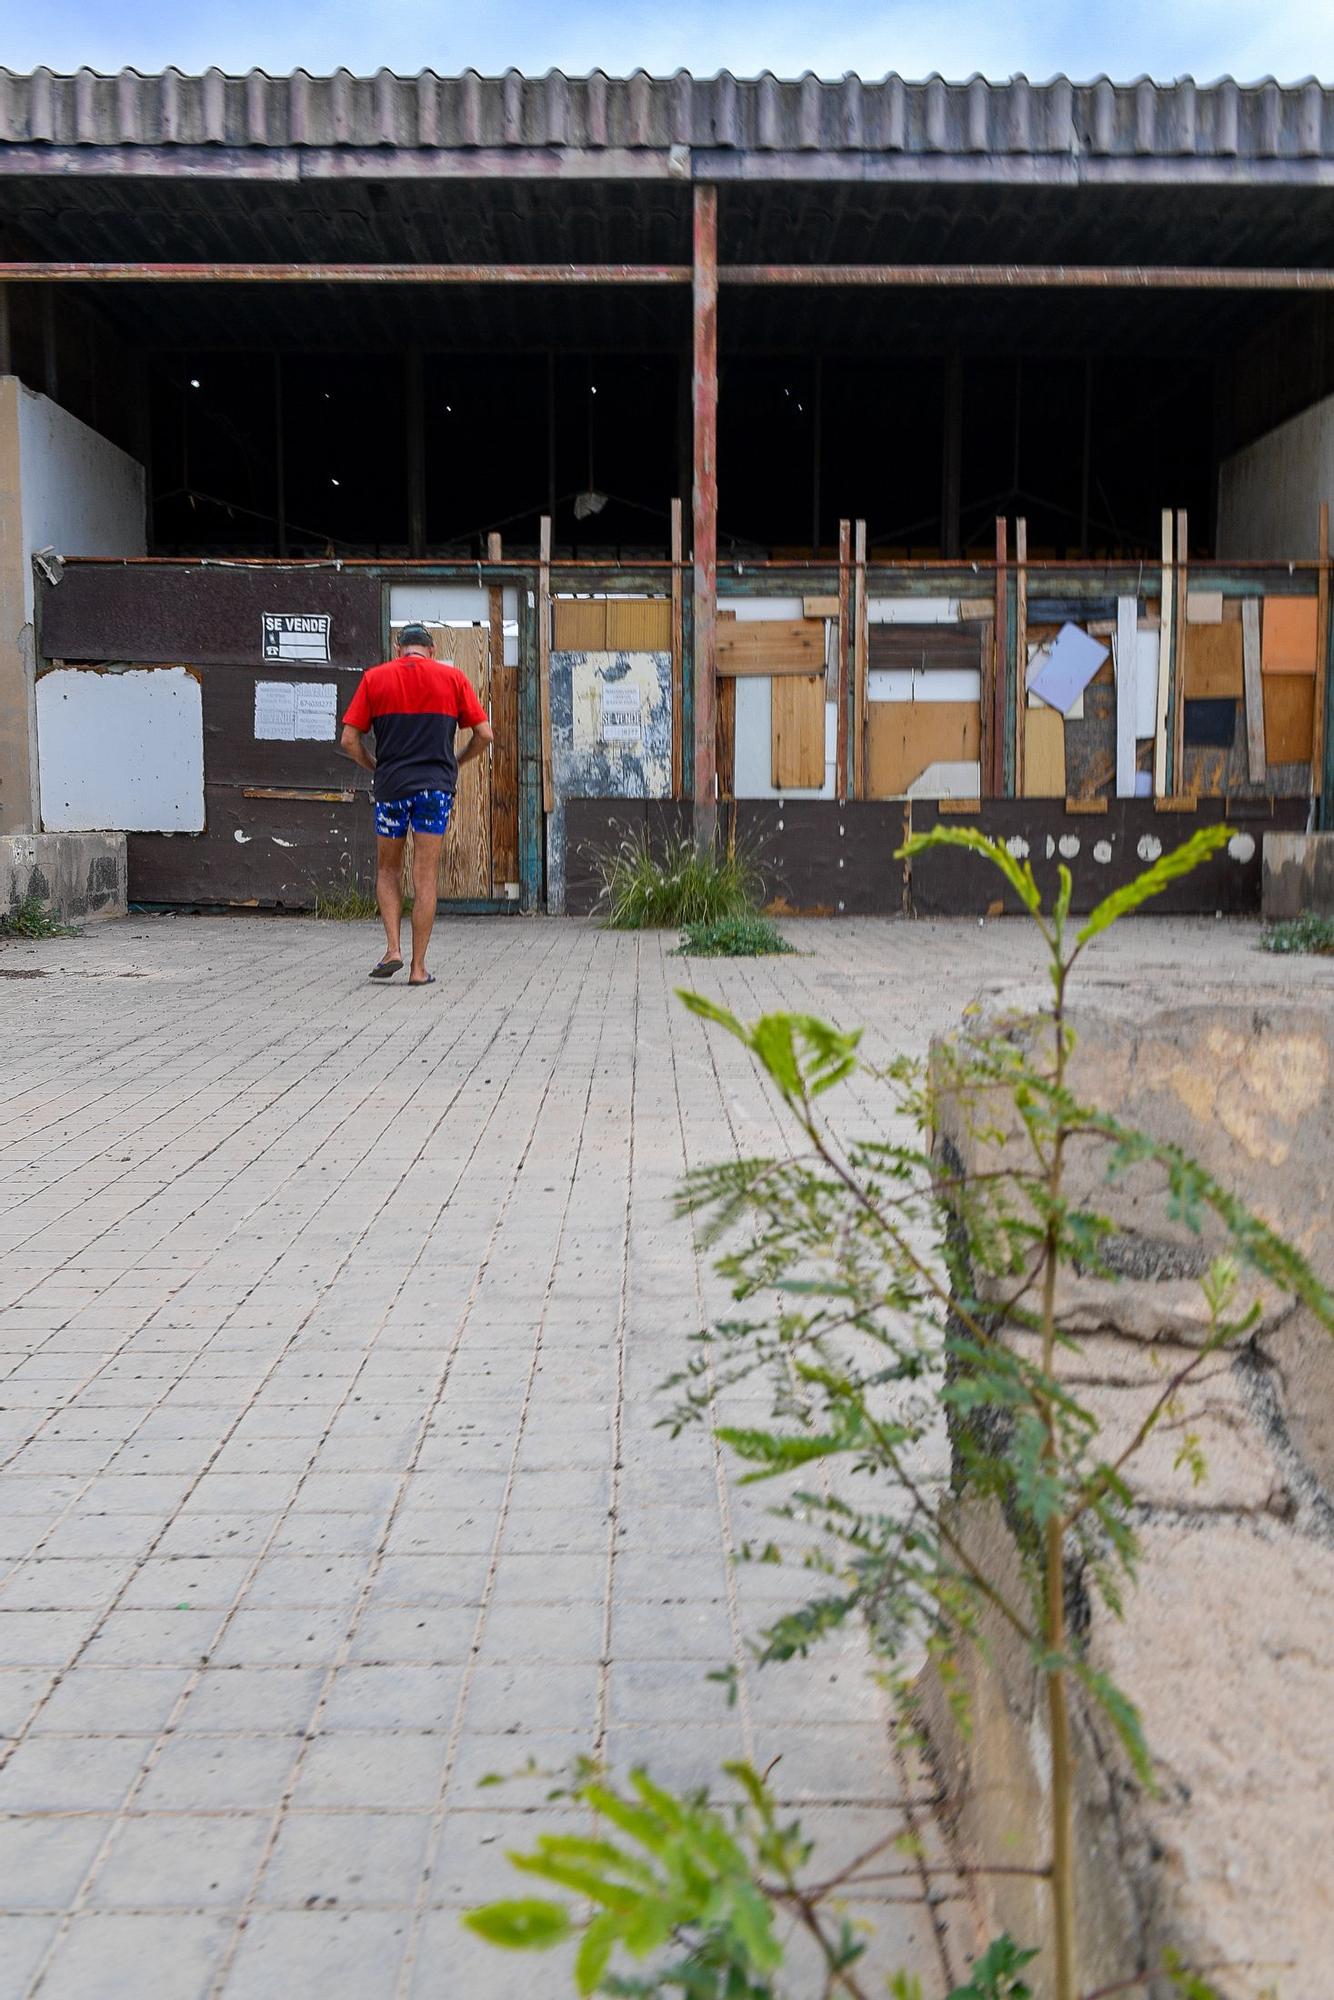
0, 894, 79, 939
676, 913, 794, 958
597, 829, 763, 930
311, 881, 413, 920
468, 825, 1334, 2000
1259, 909, 1334, 955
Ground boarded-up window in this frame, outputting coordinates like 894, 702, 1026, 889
37, 666, 205, 832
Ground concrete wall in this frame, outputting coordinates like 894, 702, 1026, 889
1216, 390, 1334, 559
0, 379, 146, 835
1, 831, 127, 922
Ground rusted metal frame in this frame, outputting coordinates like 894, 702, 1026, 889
835, 519, 851, 796
538, 514, 553, 818
1015, 518, 1028, 797
853, 521, 869, 798
724, 264, 1334, 292
670, 497, 684, 799
10, 260, 1334, 292
1314, 501, 1330, 805
1172, 508, 1190, 791
692, 182, 719, 851
989, 519, 1008, 798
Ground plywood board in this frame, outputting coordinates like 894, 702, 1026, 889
1263, 674, 1315, 765
718, 619, 824, 675
772, 673, 826, 790
553, 599, 608, 650
1115, 597, 1138, 799
1183, 622, 1243, 699
866, 702, 981, 798
1024, 708, 1067, 799
716, 673, 736, 800
403, 626, 492, 904
605, 598, 671, 650
803, 595, 839, 618
1242, 597, 1265, 781
1262, 597, 1318, 674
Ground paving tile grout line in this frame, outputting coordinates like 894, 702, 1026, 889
195, 931, 597, 1998
0, 1004, 491, 1590
0, 1005, 434, 1421
391, 930, 626, 2000
17, 932, 572, 1997
593, 933, 637, 1759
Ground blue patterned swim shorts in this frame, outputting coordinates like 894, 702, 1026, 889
373, 790, 454, 839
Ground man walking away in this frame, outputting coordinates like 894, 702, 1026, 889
340, 623, 493, 987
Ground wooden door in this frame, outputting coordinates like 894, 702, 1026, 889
394, 622, 493, 904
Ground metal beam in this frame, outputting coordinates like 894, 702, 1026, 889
692, 184, 719, 851
5, 260, 1334, 290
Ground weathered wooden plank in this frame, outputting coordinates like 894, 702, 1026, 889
1242, 597, 1266, 781
488, 532, 518, 894
1264, 674, 1315, 764
1314, 502, 1330, 798
1172, 508, 1189, 788
804, 594, 840, 618
716, 620, 824, 672
835, 520, 850, 797
854, 520, 868, 796
716, 672, 736, 800
1115, 595, 1138, 798
553, 598, 608, 650
1015, 518, 1028, 797
771, 672, 825, 790
1154, 509, 1173, 797
1183, 623, 1244, 699
670, 499, 684, 799
440, 625, 492, 902
866, 701, 980, 798
1024, 707, 1066, 798
605, 598, 671, 650
539, 517, 553, 816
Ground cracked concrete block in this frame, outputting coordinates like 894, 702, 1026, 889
923, 1000, 1334, 1999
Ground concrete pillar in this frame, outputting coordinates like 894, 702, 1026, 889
0, 377, 38, 833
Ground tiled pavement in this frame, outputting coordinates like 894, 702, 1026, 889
0, 911, 1318, 1999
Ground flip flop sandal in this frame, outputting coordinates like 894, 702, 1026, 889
369, 958, 403, 980
408, 974, 436, 988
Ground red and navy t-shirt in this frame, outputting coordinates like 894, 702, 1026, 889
343, 656, 487, 802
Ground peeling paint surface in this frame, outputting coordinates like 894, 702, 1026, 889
551, 650, 672, 801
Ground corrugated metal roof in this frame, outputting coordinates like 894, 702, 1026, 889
0, 68, 1331, 161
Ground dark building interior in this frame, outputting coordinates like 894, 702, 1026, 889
4, 172, 1333, 562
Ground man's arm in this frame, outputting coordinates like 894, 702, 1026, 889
340, 724, 375, 773
456, 718, 494, 769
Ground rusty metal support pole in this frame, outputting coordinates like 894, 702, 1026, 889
692, 183, 719, 852
836, 518, 851, 795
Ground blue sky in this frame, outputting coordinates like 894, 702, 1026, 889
1, 0, 1330, 83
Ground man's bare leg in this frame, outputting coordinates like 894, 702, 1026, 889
408, 832, 444, 982
375, 835, 406, 963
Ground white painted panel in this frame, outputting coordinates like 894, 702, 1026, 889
906, 760, 982, 800
868, 597, 959, 624
721, 595, 805, 621
733, 679, 837, 798
1186, 590, 1224, 624
1135, 630, 1161, 739
38, 668, 204, 832
869, 668, 982, 704
17, 387, 145, 628
388, 583, 491, 625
